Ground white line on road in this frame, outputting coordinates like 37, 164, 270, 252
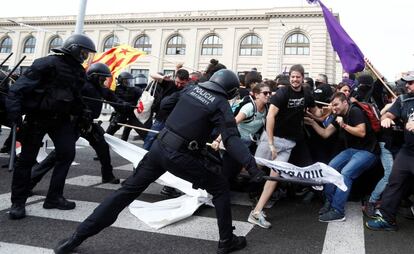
322, 202, 365, 254
0, 241, 54, 254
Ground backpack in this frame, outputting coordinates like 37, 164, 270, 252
351, 101, 381, 133
232, 95, 268, 123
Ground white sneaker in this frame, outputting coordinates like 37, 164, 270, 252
247, 210, 272, 229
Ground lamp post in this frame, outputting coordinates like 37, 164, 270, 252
75, 0, 87, 34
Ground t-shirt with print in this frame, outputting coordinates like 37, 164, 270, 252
388, 93, 414, 154
271, 86, 315, 141
331, 106, 379, 154
238, 102, 266, 141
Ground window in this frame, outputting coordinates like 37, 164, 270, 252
239, 34, 262, 56
23, 36, 36, 54
131, 69, 149, 85
134, 35, 151, 54
284, 33, 310, 55
48, 36, 63, 53
0, 36, 12, 53
103, 35, 119, 52
166, 35, 185, 55
201, 35, 222, 55
163, 69, 175, 77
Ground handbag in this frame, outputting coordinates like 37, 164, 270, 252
134, 81, 158, 124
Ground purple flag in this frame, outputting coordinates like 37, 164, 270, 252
309, 0, 365, 73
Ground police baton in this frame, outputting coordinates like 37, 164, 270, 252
0, 52, 13, 68
117, 123, 160, 134
262, 175, 322, 187
0, 55, 26, 88
8, 124, 17, 172
82, 96, 138, 109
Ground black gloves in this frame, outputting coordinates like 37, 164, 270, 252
7, 113, 22, 127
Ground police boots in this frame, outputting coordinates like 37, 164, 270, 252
54, 232, 85, 254
217, 234, 247, 254
9, 203, 26, 220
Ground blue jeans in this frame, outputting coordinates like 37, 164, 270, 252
143, 119, 165, 151
324, 148, 377, 215
369, 142, 394, 202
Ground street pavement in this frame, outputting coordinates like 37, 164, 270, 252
0, 124, 413, 254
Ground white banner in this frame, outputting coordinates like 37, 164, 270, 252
255, 157, 347, 192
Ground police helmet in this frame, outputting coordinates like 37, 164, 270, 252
198, 69, 240, 99
117, 72, 135, 87
54, 34, 96, 63
86, 63, 112, 79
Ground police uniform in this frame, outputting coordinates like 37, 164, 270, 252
106, 78, 149, 141
55, 70, 264, 254
6, 34, 96, 220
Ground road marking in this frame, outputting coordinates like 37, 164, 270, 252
25, 198, 253, 241
0, 193, 44, 211
114, 163, 134, 171
0, 242, 54, 254
322, 202, 365, 254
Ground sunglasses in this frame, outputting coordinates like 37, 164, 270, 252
260, 91, 272, 96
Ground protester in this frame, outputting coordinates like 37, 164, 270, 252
305, 92, 379, 222
54, 69, 265, 254
6, 34, 96, 220
249, 64, 321, 228
366, 74, 414, 231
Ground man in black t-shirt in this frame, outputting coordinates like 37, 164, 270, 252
249, 64, 321, 229
366, 74, 414, 231
305, 92, 379, 223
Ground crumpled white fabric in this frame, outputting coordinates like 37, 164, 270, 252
103, 134, 212, 229
255, 157, 347, 191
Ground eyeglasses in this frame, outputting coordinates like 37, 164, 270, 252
260, 91, 272, 96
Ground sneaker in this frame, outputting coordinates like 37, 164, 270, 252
319, 209, 345, 222
319, 200, 331, 215
217, 234, 246, 254
247, 210, 271, 228
365, 216, 398, 231
362, 201, 378, 219
9, 203, 26, 220
43, 197, 76, 210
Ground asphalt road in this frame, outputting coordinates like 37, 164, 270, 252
0, 126, 413, 254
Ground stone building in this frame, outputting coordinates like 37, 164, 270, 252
0, 6, 342, 83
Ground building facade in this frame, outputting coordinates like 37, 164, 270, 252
0, 6, 342, 83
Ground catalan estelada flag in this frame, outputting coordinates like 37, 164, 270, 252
85, 44, 146, 90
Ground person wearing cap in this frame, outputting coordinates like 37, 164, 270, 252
366, 74, 414, 231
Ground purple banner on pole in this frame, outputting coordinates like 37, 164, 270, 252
315, 0, 365, 73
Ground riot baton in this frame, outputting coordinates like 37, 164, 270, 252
263, 175, 322, 187
82, 96, 138, 109
0, 52, 13, 67
8, 123, 17, 172
117, 123, 159, 134
0, 55, 26, 88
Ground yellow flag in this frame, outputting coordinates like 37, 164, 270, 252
86, 44, 146, 90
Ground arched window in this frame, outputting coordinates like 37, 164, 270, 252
23, 36, 36, 54
48, 36, 63, 53
239, 34, 262, 56
166, 35, 185, 55
134, 35, 152, 54
0, 36, 12, 53
201, 35, 222, 55
284, 33, 310, 55
103, 35, 119, 52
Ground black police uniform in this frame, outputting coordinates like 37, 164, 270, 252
6, 53, 86, 207
106, 84, 149, 140
55, 74, 263, 253
29, 79, 128, 186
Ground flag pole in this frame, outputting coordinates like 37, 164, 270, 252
364, 58, 397, 98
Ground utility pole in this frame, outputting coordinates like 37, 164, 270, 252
75, 0, 87, 34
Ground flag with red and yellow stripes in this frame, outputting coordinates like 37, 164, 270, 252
85, 44, 146, 90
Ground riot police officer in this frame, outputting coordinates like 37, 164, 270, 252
29, 63, 129, 188
6, 34, 96, 220
106, 72, 149, 141
54, 69, 265, 254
